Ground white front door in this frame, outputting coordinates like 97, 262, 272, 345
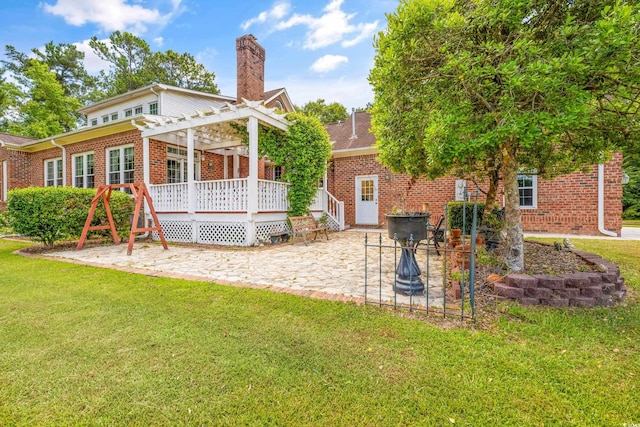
355, 175, 378, 225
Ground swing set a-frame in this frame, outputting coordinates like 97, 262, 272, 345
76, 183, 168, 255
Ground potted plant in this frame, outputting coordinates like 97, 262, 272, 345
384, 178, 429, 295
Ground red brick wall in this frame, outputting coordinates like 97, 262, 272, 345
328, 153, 623, 236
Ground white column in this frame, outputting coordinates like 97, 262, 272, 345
246, 116, 259, 245
187, 128, 196, 214
143, 137, 150, 185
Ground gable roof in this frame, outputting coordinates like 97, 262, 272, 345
325, 111, 376, 157
262, 87, 295, 112
0, 132, 37, 147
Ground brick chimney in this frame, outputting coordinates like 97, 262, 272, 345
236, 34, 265, 102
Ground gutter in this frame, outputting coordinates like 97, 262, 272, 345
597, 163, 617, 237
51, 139, 67, 187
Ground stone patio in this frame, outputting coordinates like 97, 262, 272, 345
48, 230, 446, 307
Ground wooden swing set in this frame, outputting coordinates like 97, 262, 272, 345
76, 183, 168, 255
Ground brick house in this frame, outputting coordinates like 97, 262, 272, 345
326, 111, 623, 236
0, 35, 343, 246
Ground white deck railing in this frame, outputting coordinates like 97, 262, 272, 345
150, 182, 188, 211
258, 179, 289, 211
195, 179, 248, 212
151, 179, 288, 213
150, 180, 342, 228
310, 188, 345, 231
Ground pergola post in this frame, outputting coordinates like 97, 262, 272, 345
187, 128, 196, 214
246, 116, 259, 245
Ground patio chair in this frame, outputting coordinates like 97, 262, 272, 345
426, 215, 445, 255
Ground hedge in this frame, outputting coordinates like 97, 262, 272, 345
7, 187, 133, 246
446, 201, 485, 234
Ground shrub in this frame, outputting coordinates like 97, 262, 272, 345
7, 187, 133, 246
446, 201, 485, 234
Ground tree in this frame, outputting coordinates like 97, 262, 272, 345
370, 0, 640, 271
91, 31, 220, 97
298, 99, 348, 124
4, 42, 98, 101
7, 60, 81, 138
90, 31, 155, 96
0, 71, 20, 131
153, 50, 218, 94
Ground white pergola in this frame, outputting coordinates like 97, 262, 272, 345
133, 99, 290, 245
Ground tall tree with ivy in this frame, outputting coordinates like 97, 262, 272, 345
370, 0, 640, 271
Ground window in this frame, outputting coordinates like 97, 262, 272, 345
107, 145, 135, 190
72, 153, 95, 188
518, 173, 537, 209
124, 109, 132, 117
274, 165, 282, 181
149, 102, 158, 115
274, 100, 283, 110
2, 160, 7, 202
111, 112, 118, 121
166, 146, 200, 183
134, 106, 143, 115
45, 158, 63, 187
102, 115, 109, 123
91, 118, 98, 126
361, 179, 374, 201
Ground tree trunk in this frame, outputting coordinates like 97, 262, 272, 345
482, 159, 500, 225
500, 139, 524, 272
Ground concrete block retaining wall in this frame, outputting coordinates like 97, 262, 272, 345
492, 250, 627, 308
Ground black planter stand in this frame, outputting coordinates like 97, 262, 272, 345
394, 244, 424, 295
386, 213, 429, 296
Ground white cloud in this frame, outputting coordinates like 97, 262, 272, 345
195, 47, 219, 70
73, 39, 112, 74
341, 21, 378, 47
153, 36, 164, 46
310, 54, 348, 73
241, 1, 291, 30
276, 0, 378, 50
40, 0, 183, 34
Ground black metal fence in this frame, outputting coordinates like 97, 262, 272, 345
364, 190, 480, 321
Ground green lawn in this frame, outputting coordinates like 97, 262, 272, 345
623, 219, 640, 228
1, 239, 638, 426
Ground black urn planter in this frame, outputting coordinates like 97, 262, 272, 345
386, 213, 429, 296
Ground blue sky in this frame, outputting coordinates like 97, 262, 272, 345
0, 0, 399, 109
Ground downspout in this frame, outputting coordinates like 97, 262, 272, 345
598, 163, 617, 237
51, 139, 66, 187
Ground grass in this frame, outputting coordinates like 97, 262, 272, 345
1, 239, 639, 426
623, 219, 640, 228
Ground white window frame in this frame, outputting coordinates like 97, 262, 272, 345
517, 172, 538, 209
134, 105, 143, 115
106, 145, 135, 189
91, 118, 98, 126
149, 102, 158, 115
124, 108, 132, 117
102, 115, 109, 123
166, 146, 200, 183
44, 158, 63, 187
72, 152, 95, 189
111, 112, 118, 121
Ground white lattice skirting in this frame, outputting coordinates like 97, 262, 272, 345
151, 219, 292, 246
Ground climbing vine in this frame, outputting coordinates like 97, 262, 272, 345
235, 112, 332, 216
